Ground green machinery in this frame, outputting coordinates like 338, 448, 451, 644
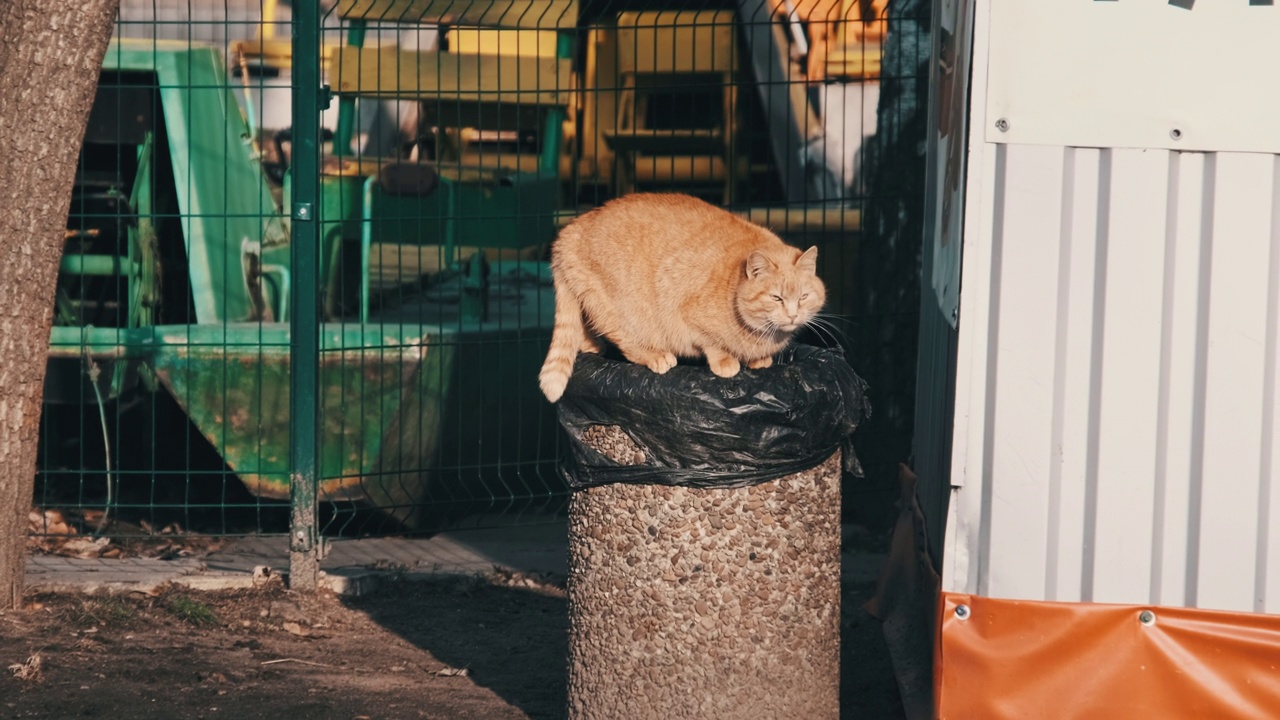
48, 0, 864, 528
48, 2, 572, 528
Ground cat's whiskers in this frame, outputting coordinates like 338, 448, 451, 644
751, 318, 786, 348
802, 316, 848, 350
812, 312, 854, 332
807, 314, 852, 348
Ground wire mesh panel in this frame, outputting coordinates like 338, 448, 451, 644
31, 0, 925, 545
312, 0, 574, 536
306, 0, 913, 535
33, 3, 294, 550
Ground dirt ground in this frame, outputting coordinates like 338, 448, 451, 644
0, 565, 904, 719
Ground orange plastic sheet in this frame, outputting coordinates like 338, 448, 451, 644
936, 592, 1280, 719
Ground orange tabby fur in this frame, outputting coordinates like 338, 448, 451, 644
539, 193, 826, 403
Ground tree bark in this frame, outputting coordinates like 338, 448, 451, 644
0, 0, 121, 608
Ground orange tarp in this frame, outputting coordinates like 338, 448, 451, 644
936, 592, 1280, 719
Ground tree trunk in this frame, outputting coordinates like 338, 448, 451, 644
0, 0, 121, 608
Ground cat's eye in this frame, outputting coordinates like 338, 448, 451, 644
800, 293, 810, 301
771, 295, 783, 303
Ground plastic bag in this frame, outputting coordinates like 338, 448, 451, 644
556, 344, 871, 489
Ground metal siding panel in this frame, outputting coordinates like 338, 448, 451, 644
946, 0, 998, 591
947, 0, 1280, 615
975, 145, 1009, 597
1044, 146, 1076, 601
1151, 152, 1208, 608
1264, 157, 1280, 615
984, 144, 1064, 599
1090, 149, 1169, 604
1195, 153, 1276, 612
1048, 147, 1102, 603
985, 2, 1280, 154
953, 146, 1280, 611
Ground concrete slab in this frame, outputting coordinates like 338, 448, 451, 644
26, 521, 571, 596
27, 520, 886, 597
205, 521, 569, 575
26, 555, 206, 595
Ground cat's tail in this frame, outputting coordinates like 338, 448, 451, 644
539, 281, 585, 403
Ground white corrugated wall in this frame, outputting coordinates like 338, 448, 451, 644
942, 1, 1280, 615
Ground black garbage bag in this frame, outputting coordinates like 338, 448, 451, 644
557, 344, 871, 489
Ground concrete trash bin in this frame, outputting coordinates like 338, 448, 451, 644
556, 346, 869, 720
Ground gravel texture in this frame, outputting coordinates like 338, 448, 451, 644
567, 424, 841, 719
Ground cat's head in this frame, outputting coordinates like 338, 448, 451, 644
737, 246, 826, 335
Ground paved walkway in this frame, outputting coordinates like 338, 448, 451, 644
27, 521, 886, 596
27, 522, 569, 596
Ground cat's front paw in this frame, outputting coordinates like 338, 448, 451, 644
706, 352, 741, 378
645, 352, 678, 374
747, 356, 773, 370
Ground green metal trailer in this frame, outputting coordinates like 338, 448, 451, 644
49, 37, 559, 529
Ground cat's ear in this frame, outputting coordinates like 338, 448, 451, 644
796, 246, 818, 274
746, 250, 776, 279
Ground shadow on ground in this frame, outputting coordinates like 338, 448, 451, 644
345, 577, 570, 719
843, 576, 908, 718
350, 561, 905, 719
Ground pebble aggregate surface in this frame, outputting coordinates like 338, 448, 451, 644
567, 424, 841, 719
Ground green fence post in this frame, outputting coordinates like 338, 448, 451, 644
289, 0, 322, 591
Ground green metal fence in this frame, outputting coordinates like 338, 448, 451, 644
31, 0, 922, 563
40, 17, 296, 544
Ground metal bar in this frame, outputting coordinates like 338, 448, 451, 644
336, 0, 579, 29
332, 20, 367, 157
735, 0, 816, 203
538, 31, 575, 177
289, 0, 323, 591
360, 176, 373, 323
58, 255, 136, 276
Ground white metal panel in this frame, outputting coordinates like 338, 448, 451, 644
982, 144, 1064, 600
1089, 149, 1169, 604
985, 1, 1280, 154
948, 145, 1280, 613
945, 0, 1000, 596
1048, 147, 1102, 603
1195, 153, 1276, 612
1265, 161, 1280, 614
945, 0, 1280, 615
1150, 152, 1207, 608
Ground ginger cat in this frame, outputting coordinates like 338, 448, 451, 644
539, 193, 826, 403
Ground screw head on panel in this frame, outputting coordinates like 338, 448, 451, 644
1169, 128, 1183, 141
994, 118, 1010, 132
